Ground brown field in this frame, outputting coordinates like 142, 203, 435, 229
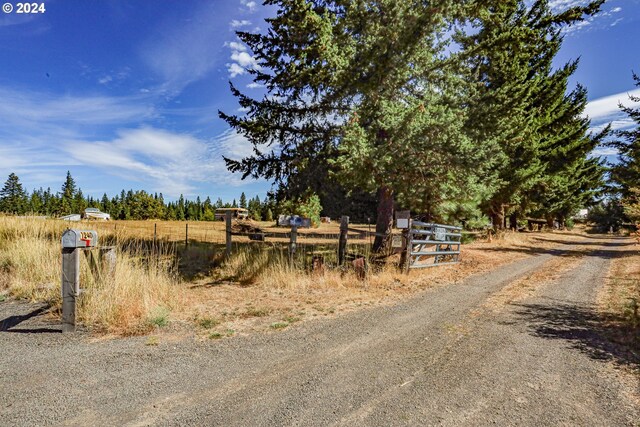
0, 215, 597, 337
89, 219, 374, 244
598, 246, 640, 357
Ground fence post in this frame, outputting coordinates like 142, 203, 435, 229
338, 216, 349, 266
153, 223, 157, 246
401, 220, 413, 274
289, 225, 298, 260
185, 223, 189, 246
395, 210, 412, 273
225, 210, 233, 258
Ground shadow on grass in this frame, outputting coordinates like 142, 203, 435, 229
510, 299, 639, 370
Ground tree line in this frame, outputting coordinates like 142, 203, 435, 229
0, 171, 275, 222
220, 0, 614, 250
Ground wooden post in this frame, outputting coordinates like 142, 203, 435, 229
400, 219, 413, 273
289, 225, 298, 260
185, 223, 189, 246
100, 246, 117, 279
61, 247, 80, 333
153, 223, 157, 246
225, 210, 233, 258
338, 216, 349, 266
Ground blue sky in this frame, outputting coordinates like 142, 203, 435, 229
0, 0, 638, 202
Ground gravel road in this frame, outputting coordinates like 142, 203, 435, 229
1, 236, 638, 426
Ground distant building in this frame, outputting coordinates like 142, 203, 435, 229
59, 214, 81, 221
214, 208, 249, 221
83, 208, 110, 220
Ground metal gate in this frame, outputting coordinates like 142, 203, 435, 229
407, 221, 462, 269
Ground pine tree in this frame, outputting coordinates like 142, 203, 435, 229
457, 0, 604, 228
29, 188, 44, 214
221, 0, 491, 251
0, 173, 28, 214
239, 192, 247, 209
609, 73, 640, 199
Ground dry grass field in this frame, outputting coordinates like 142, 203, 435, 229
599, 247, 640, 357
0, 215, 596, 337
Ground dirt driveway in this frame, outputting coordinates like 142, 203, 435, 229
1, 235, 638, 426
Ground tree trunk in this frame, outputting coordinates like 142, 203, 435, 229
490, 201, 504, 230
509, 211, 518, 231
546, 215, 554, 228
373, 186, 394, 253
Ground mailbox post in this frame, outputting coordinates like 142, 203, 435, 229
61, 229, 98, 333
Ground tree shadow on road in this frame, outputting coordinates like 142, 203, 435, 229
510, 299, 639, 370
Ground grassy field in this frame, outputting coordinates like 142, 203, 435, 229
0, 215, 588, 336
599, 247, 640, 359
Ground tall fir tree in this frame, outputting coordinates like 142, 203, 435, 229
221, 0, 494, 250
0, 173, 28, 214
60, 171, 77, 215
609, 72, 640, 199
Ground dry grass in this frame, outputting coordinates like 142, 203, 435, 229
181, 230, 575, 337
0, 215, 590, 338
598, 244, 640, 355
0, 216, 182, 335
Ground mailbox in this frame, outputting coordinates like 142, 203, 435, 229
62, 229, 98, 248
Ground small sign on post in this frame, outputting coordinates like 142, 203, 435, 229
61, 229, 98, 333
396, 210, 411, 229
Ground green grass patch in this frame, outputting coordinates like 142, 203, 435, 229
198, 316, 219, 329
270, 321, 289, 330
209, 332, 223, 339
147, 306, 170, 328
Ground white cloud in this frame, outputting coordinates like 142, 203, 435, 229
556, 2, 623, 35
240, 0, 257, 13
98, 75, 113, 85
226, 39, 261, 78
0, 86, 154, 128
230, 19, 251, 28
228, 63, 246, 78
585, 88, 640, 124
140, 3, 228, 95
227, 41, 247, 52
231, 51, 259, 68
62, 128, 216, 196
591, 147, 618, 156
247, 82, 264, 89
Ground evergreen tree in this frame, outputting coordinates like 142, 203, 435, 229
239, 192, 247, 209
458, 0, 604, 228
0, 173, 28, 214
73, 189, 87, 214
609, 72, 640, 200
59, 171, 78, 215
265, 207, 274, 222
29, 188, 44, 214
221, 0, 491, 251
